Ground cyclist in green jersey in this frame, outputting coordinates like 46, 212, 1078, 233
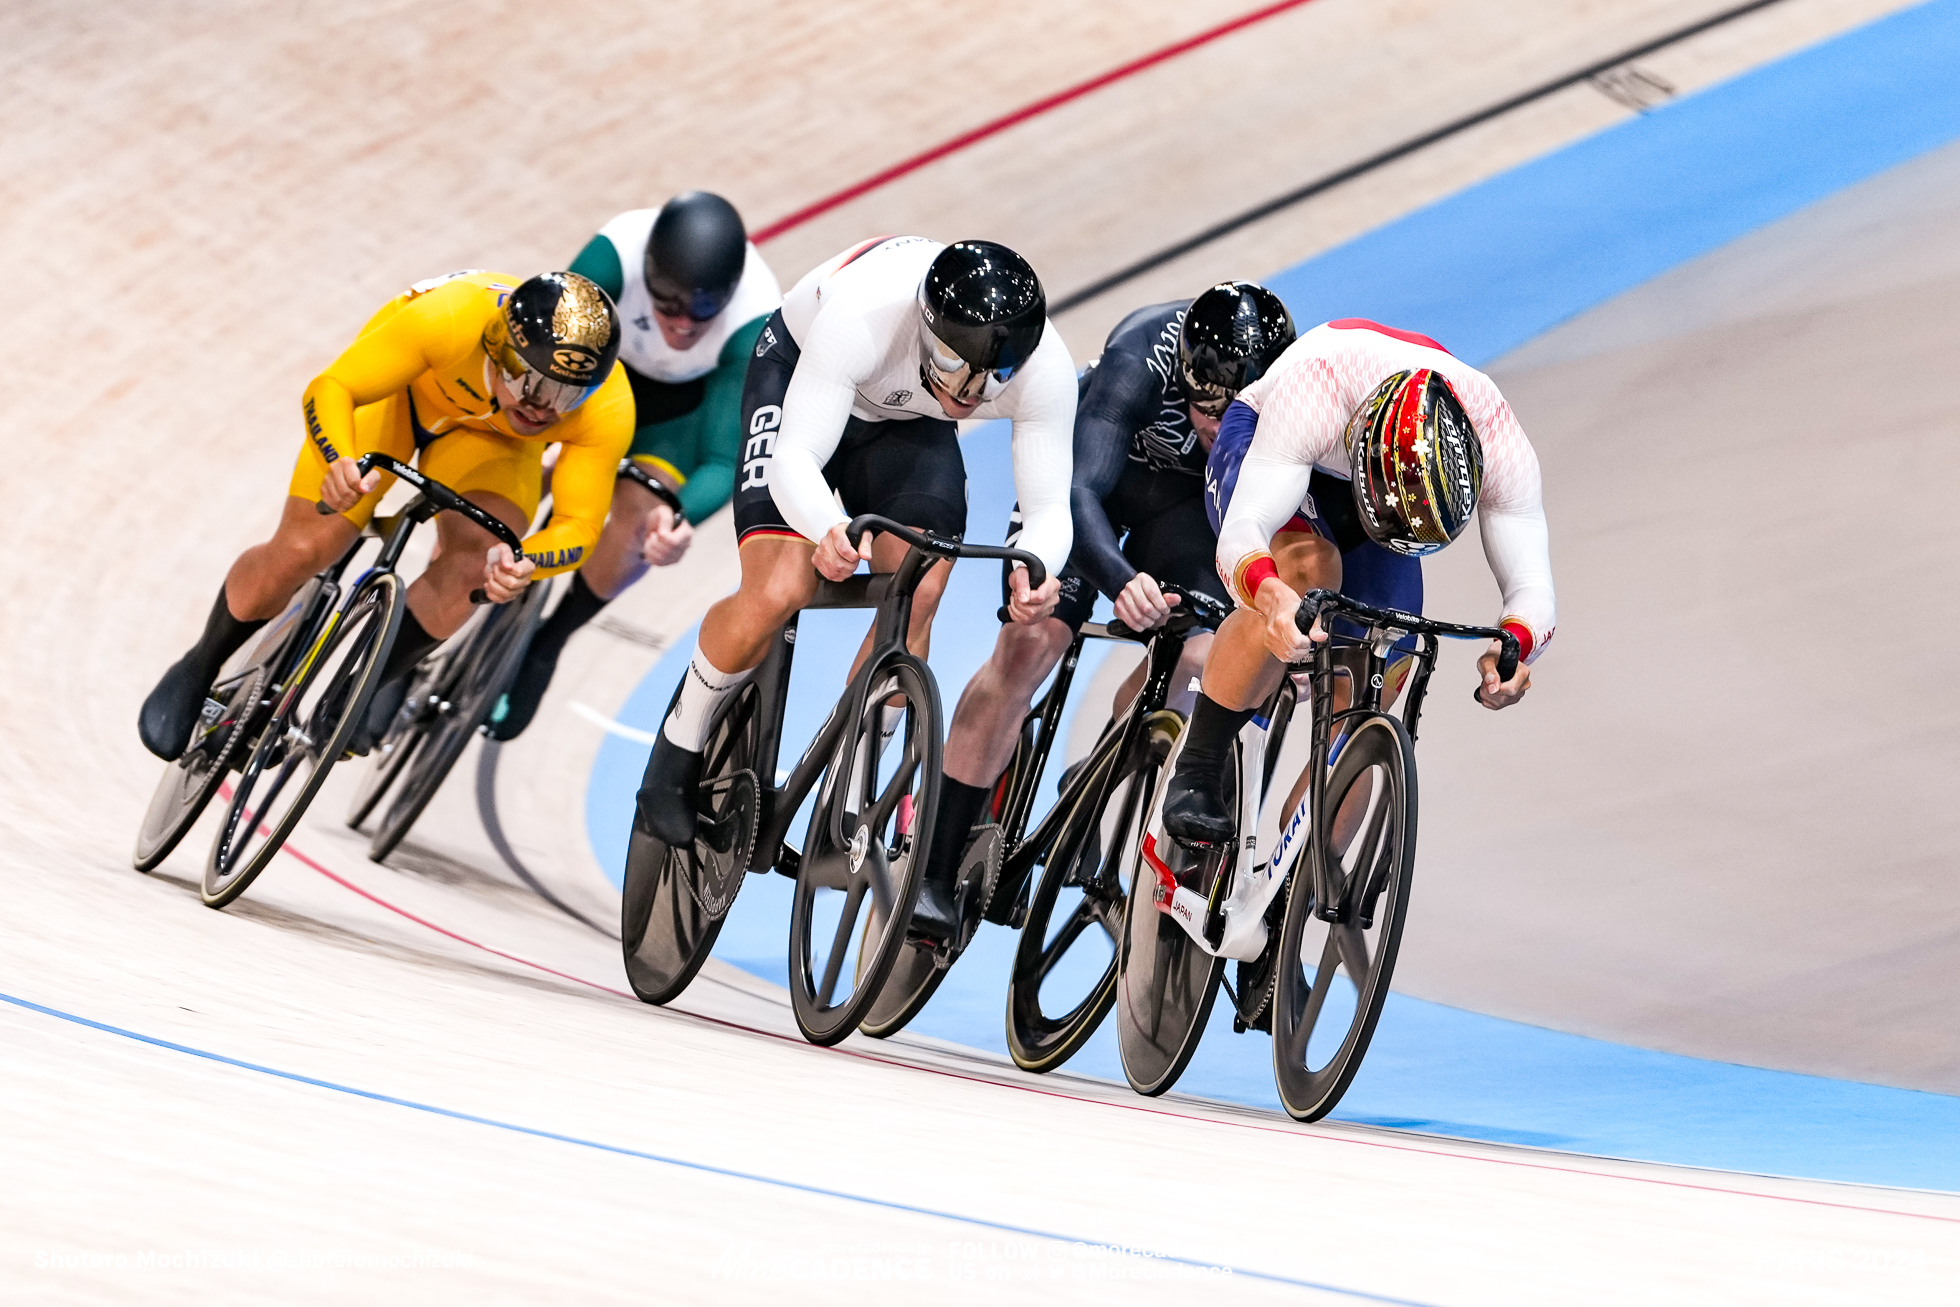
490, 192, 782, 739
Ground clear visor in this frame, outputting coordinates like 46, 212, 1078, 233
484, 337, 598, 417
1188, 389, 1234, 420
651, 286, 732, 323
920, 325, 1015, 405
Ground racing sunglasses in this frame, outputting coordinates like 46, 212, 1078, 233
921, 329, 1018, 405
649, 285, 734, 323
483, 325, 601, 416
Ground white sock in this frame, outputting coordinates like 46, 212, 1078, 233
662, 649, 754, 752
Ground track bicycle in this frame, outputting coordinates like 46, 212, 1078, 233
618, 515, 1045, 1045
132, 452, 526, 908
346, 462, 683, 862
1114, 589, 1517, 1119
856, 586, 1227, 1055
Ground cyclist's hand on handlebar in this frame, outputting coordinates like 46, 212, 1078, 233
814, 521, 872, 582
1256, 577, 1316, 663
1475, 642, 1531, 709
641, 503, 694, 568
481, 543, 535, 604
1006, 567, 1061, 625
1112, 571, 1180, 631
320, 457, 380, 513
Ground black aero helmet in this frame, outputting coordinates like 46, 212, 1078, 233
483, 272, 621, 413
644, 191, 748, 321
1179, 281, 1296, 416
917, 240, 1047, 404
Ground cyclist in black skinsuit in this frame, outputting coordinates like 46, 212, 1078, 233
910, 282, 1295, 939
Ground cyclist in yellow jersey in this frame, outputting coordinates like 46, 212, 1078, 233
138, 270, 632, 761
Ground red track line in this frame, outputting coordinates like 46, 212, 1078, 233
749, 0, 1323, 245
273, 838, 1960, 1228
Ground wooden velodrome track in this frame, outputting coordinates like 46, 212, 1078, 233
4, 1, 1957, 1302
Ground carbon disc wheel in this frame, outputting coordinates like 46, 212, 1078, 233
1114, 730, 1230, 1096
133, 664, 270, 872
620, 682, 759, 1005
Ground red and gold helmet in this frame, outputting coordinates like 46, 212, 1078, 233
1345, 369, 1482, 556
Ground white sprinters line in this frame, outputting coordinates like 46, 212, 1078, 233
568, 701, 661, 745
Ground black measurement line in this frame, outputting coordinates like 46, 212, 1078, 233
1053, 0, 1793, 313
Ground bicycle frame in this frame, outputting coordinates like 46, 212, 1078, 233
1142, 590, 1515, 957
736, 516, 1047, 873
994, 614, 1198, 908
739, 548, 938, 874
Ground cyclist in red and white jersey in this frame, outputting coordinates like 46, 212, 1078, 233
1164, 317, 1556, 843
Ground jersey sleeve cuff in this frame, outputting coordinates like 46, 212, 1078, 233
1499, 618, 1544, 664
1232, 554, 1279, 607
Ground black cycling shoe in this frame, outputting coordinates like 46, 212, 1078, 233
485, 641, 559, 742
908, 861, 962, 944
139, 654, 212, 761
1162, 756, 1235, 847
635, 733, 702, 847
343, 672, 410, 759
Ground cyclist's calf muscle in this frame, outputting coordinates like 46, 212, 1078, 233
408, 491, 529, 635
942, 616, 1075, 786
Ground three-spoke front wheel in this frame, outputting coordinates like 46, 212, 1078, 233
202, 573, 403, 908
788, 656, 940, 1046
1271, 712, 1417, 1122
1007, 735, 1158, 1073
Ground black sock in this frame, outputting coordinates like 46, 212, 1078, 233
924, 778, 990, 886
1177, 694, 1254, 770
377, 609, 442, 688
529, 573, 609, 662
185, 584, 266, 680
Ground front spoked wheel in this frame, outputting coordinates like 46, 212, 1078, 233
1272, 712, 1416, 1122
202, 573, 403, 908
620, 683, 759, 1005
368, 582, 547, 862
789, 656, 940, 1046
1114, 731, 1230, 1096
1007, 726, 1163, 1073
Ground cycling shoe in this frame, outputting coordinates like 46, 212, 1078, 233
485, 641, 559, 742
635, 733, 702, 847
1162, 755, 1235, 847
908, 861, 961, 944
139, 653, 211, 761
343, 672, 410, 758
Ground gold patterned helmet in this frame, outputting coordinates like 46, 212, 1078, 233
482, 272, 621, 414
1345, 368, 1483, 556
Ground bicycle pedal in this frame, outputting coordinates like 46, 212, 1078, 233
770, 844, 800, 879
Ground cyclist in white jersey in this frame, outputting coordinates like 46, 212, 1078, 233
1163, 318, 1556, 843
636, 236, 1078, 846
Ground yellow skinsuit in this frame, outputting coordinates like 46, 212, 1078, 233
289, 270, 632, 575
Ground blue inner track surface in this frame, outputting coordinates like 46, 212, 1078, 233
586, 0, 1960, 1191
